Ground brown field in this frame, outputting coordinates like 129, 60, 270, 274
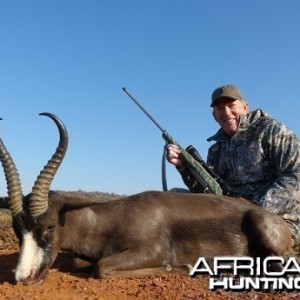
0, 191, 299, 300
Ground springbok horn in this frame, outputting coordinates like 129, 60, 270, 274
29, 113, 68, 218
0, 119, 23, 216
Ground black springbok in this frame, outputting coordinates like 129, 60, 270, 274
0, 113, 294, 285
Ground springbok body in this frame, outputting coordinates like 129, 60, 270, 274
0, 113, 294, 285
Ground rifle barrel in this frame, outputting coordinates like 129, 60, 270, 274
122, 87, 165, 133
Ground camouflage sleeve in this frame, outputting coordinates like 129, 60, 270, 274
176, 166, 207, 193
256, 121, 300, 215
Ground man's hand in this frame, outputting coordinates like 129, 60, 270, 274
166, 144, 184, 168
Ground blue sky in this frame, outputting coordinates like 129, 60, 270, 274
0, 1, 299, 196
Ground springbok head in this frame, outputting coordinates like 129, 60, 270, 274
0, 112, 68, 284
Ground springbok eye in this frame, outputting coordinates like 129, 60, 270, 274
47, 225, 55, 232
43, 225, 55, 242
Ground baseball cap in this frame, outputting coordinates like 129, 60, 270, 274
211, 85, 244, 107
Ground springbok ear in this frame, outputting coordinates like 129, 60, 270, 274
58, 195, 101, 214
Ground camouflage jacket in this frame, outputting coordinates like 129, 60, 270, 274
178, 109, 300, 238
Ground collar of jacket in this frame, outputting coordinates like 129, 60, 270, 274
207, 109, 269, 142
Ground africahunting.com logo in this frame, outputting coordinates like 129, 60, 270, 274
190, 256, 300, 291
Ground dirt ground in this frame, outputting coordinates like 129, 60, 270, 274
0, 191, 300, 300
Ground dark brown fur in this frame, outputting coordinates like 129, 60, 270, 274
13, 189, 293, 282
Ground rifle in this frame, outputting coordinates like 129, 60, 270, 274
122, 87, 232, 196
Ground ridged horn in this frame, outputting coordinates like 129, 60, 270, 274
0, 119, 23, 216
29, 113, 68, 218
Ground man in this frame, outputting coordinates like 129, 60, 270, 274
167, 84, 300, 244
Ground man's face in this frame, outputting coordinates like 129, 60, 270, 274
213, 98, 248, 137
